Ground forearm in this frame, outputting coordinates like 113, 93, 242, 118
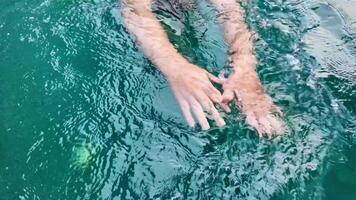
211, 1, 285, 136
122, 0, 186, 76
210, 0, 257, 75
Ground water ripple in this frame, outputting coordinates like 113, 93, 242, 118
0, 0, 355, 199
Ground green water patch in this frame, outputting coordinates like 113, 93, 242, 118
71, 143, 95, 168
323, 144, 356, 200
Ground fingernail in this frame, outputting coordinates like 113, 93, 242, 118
219, 120, 226, 127
188, 122, 195, 128
222, 104, 231, 113
202, 126, 210, 131
226, 107, 231, 113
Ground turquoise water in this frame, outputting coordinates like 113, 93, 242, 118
0, 0, 355, 199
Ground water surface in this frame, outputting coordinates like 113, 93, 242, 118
0, 0, 355, 199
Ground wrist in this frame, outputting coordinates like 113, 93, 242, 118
155, 54, 190, 79
231, 53, 257, 66
229, 54, 257, 74
228, 70, 264, 95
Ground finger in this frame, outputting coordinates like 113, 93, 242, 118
234, 89, 244, 109
193, 91, 212, 113
206, 86, 230, 113
210, 105, 226, 127
258, 117, 273, 138
194, 92, 225, 127
207, 72, 225, 85
267, 115, 285, 135
222, 89, 235, 104
207, 86, 223, 103
189, 97, 210, 130
177, 98, 195, 128
220, 103, 231, 113
272, 105, 284, 117
246, 112, 263, 137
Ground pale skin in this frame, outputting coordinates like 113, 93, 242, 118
122, 0, 285, 137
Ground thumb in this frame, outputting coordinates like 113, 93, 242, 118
207, 72, 225, 85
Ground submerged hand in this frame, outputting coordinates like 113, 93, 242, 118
165, 60, 227, 130
222, 60, 285, 137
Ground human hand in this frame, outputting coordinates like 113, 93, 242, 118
222, 57, 285, 138
164, 59, 228, 130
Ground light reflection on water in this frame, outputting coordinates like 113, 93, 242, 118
0, 0, 355, 199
